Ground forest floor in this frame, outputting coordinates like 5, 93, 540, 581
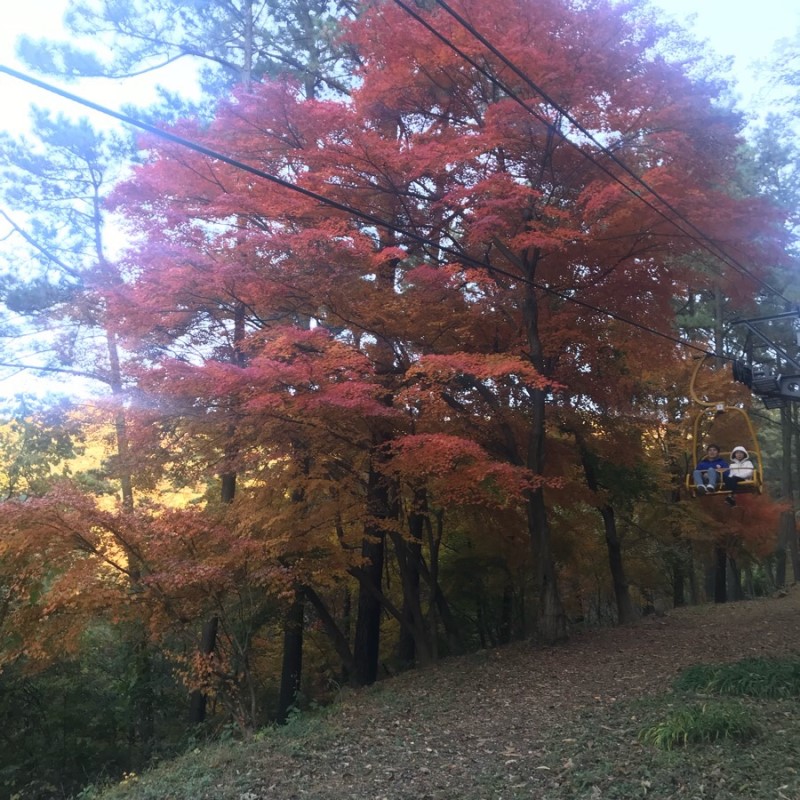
95, 587, 800, 800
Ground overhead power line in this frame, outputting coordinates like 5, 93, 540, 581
390, 0, 787, 303
0, 63, 715, 358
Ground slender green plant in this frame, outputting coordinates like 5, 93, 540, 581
675, 658, 800, 698
638, 702, 760, 750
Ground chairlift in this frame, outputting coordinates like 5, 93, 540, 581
683, 356, 764, 497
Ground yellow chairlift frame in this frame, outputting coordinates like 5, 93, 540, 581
684, 356, 764, 497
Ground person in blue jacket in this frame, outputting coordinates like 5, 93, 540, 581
693, 444, 729, 494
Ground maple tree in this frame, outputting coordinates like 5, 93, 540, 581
104, 0, 786, 671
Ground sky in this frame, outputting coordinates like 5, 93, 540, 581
0, 0, 798, 401
0, 0, 797, 122
657, 0, 797, 60
0, 1, 199, 134
0, 0, 798, 131
652, 0, 799, 110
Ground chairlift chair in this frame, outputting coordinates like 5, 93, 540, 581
683, 356, 764, 497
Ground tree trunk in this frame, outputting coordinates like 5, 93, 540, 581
352, 537, 384, 686
522, 238, 567, 643
393, 490, 430, 668
475, 586, 494, 648
775, 543, 787, 590
793, 404, 800, 581
775, 404, 797, 585
714, 545, 727, 603
498, 580, 514, 644
600, 505, 636, 623
353, 463, 389, 686
765, 557, 777, 592
107, 328, 154, 759
342, 588, 352, 684
704, 562, 715, 602
189, 303, 243, 722
727, 557, 743, 601
418, 556, 463, 656
780, 510, 800, 584
688, 551, 699, 605
528, 486, 567, 643
673, 560, 685, 607
276, 591, 305, 724
575, 434, 634, 624
128, 624, 154, 769
394, 531, 426, 668
304, 585, 356, 681
188, 616, 220, 724
526, 386, 566, 642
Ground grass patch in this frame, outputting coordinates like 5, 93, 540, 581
556, 692, 799, 800
74, 740, 261, 800
637, 701, 760, 750
674, 657, 800, 698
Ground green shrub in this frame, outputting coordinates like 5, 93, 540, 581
675, 658, 800, 698
638, 702, 760, 750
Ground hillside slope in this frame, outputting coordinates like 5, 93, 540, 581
96, 588, 800, 800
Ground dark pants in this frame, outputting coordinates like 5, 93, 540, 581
723, 475, 746, 494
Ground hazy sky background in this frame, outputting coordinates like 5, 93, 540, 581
1, 0, 798, 133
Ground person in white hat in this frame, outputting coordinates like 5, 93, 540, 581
722, 446, 754, 507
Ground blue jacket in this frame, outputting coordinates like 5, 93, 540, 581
696, 456, 729, 472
